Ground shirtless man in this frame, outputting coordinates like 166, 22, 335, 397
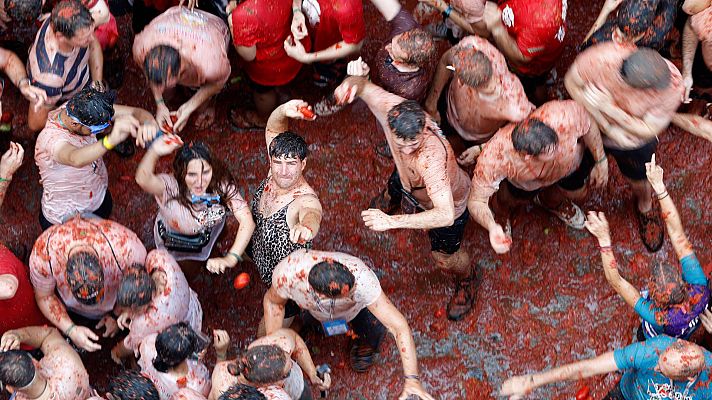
468, 100, 607, 254
29, 216, 148, 352
500, 336, 712, 400
133, 6, 231, 132
88, 370, 160, 400
218, 384, 290, 400
249, 100, 322, 328
681, 0, 712, 103
263, 249, 433, 400
424, 35, 534, 165
565, 43, 684, 252
209, 329, 328, 400
335, 77, 475, 321
0, 326, 90, 399
26, 0, 103, 132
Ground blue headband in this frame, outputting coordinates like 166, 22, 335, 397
66, 108, 111, 135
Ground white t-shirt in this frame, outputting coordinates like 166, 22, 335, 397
272, 249, 382, 322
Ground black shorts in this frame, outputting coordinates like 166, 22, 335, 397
505, 149, 595, 199
692, 43, 712, 89
605, 140, 657, 181
428, 209, 469, 254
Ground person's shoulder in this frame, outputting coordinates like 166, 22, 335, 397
273, 249, 310, 280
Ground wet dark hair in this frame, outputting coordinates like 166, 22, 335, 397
0, 350, 34, 388
144, 45, 181, 85
240, 345, 289, 385
153, 322, 202, 373
172, 141, 240, 217
511, 118, 559, 156
219, 384, 267, 400
650, 262, 686, 306
50, 0, 93, 39
615, 1, 655, 40
5, 0, 42, 22
66, 250, 105, 305
117, 263, 155, 308
107, 370, 160, 400
621, 48, 671, 90
453, 48, 493, 88
387, 100, 426, 140
308, 260, 355, 297
269, 132, 308, 160
396, 29, 436, 65
66, 86, 117, 126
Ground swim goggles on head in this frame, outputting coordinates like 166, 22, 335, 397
66, 108, 112, 135
191, 194, 221, 205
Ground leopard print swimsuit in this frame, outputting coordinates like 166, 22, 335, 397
250, 178, 313, 285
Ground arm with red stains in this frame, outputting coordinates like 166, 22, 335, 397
645, 155, 694, 260
263, 287, 288, 335
564, 64, 613, 133
285, 38, 363, 65
0, 48, 47, 108
500, 352, 618, 398
682, 20, 698, 101
88, 35, 103, 82
582, 118, 609, 189
1, 326, 55, 351
424, 47, 455, 123
367, 293, 434, 400
582, 0, 623, 43
0, 142, 23, 211
584, 211, 642, 310
265, 100, 314, 158
671, 113, 712, 142
287, 329, 330, 391
207, 205, 255, 274
290, 195, 322, 244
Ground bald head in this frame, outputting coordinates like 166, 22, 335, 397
658, 340, 706, 381
621, 49, 671, 90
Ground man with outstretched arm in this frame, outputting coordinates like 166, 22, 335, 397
263, 248, 433, 400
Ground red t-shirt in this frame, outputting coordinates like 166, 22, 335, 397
305, 0, 366, 52
499, 0, 567, 76
231, 0, 310, 86
0, 244, 50, 336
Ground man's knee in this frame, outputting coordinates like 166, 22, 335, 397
431, 248, 469, 271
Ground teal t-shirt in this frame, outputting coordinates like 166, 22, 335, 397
614, 335, 712, 400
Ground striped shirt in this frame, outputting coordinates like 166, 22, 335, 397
27, 19, 91, 106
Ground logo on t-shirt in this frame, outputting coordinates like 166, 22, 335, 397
501, 5, 514, 28
646, 381, 693, 400
555, 26, 565, 42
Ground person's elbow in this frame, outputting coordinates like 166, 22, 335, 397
434, 204, 456, 228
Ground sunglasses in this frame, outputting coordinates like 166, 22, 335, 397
66, 109, 112, 135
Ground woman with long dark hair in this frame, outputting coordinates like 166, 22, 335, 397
135, 135, 255, 277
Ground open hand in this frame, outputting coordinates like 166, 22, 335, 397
96, 315, 119, 338
362, 208, 397, 231
584, 211, 611, 246
68, 325, 102, 352
500, 375, 536, 399
150, 133, 184, 156
206, 256, 237, 274
116, 310, 132, 330
290, 223, 314, 244
0, 331, 21, 351
0, 142, 24, 180
457, 145, 482, 167
284, 36, 311, 64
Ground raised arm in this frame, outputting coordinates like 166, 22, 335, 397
500, 352, 618, 398
0, 142, 23, 211
1, 326, 55, 351
584, 211, 642, 310
424, 47, 455, 122
263, 287, 289, 335
135, 134, 183, 197
582, 0, 623, 42
645, 155, 694, 260
367, 293, 434, 400
265, 100, 316, 155
682, 20, 698, 101
55, 114, 139, 168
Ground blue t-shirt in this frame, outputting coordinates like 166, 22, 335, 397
634, 254, 709, 339
614, 336, 712, 400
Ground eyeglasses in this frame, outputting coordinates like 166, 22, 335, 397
66, 109, 112, 135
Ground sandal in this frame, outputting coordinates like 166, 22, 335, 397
446, 267, 480, 321
533, 195, 585, 230
349, 340, 377, 373
636, 207, 664, 252
228, 106, 266, 133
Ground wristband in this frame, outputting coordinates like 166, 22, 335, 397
227, 252, 243, 263
599, 245, 612, 252
293, 7, 301, 13
102, 136, 115, 151
404, 374, 420, 381
657, 191, 669, 200
17, 77, 30, 87
595, 155, 607, 164
64, 323, 76, 337
155, 98, 165, 105
0, 177, 10, 183
442, 5, 453, 18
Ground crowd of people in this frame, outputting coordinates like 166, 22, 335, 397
0, 0, 710, 398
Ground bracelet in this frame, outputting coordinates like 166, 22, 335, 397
293, 7, 301, 13
595, 155, 607, 164
102, 136, 115, 151
657, 191, 669, 200
442, 5, 453, 18
0, 177, 10, 183
404, 374, 420, 381
17, 77, 30, 87
64, 323, 76, 337
227, 252, 243, 263
599, 245, 612, 252
155, 98, 165, 105
477, 144, 483, 152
